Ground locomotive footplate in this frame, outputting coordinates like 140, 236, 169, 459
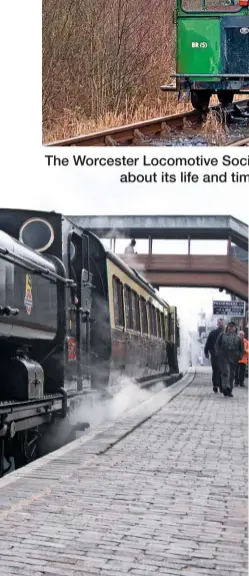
0, 390, 90, 478
0, 390, 86, 439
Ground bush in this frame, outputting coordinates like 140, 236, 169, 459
42, 0, 176, 138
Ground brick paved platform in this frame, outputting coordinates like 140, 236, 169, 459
0, 369, 247, 576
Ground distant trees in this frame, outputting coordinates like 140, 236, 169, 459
42, 0, 175, 134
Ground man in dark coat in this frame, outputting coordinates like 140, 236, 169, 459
215, 322, 244, 397
204, 318, 225, 393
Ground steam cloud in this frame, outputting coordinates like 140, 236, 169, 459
72, 376, 165, 431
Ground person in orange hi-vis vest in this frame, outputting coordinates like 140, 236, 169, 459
235, 331, 248, 388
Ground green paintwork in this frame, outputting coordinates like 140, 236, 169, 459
177, 18, 221, 78
175, 3, 248, 84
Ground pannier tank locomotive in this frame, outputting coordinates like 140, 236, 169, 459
0, 209, 180, 476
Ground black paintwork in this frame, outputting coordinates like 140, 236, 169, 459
0, 231, 58, 340
0, 208, 179, 407
221, 17, 249, 77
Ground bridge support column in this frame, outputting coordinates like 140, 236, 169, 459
188, 236, 191, 255
227, 235, 231, 256
149, 237, 153, 254
110, 238, 116, 252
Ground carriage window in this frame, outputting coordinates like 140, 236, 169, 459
181, 0, 242, 12
168, 313, 172, 341
124, 285, 133, 329
140, 298, 148, 334
153, 307, 158, 336
161, 312, 166, 339
149, 305, 157, 337
124, 288, 141, 331
113, 277, 124, 328
156, 309, 162, 338
136, 294, 141, 332
131, 291, 141, 332
148, 303, 152, 336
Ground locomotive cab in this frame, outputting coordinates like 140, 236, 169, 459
0, 209, 112, 398
162, 0, 249, 110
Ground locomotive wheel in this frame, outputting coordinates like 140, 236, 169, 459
217, 91, 234, 107
14, 429, 39, 470
191, 90, 211, 111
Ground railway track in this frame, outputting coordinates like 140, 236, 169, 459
227, 136, 249, 147
46, 99, 249, 147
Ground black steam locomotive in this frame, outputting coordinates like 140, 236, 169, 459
0, 209, 180, 476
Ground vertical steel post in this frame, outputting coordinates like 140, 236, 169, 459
227, 235, 231, 256
187, 235, 191, 255
149, 237, 153, 254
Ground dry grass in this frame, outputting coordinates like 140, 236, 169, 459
43, 0, 179, 142
202, 111, 228, 145
43, 95, 193, 142
43, 93, 245, 144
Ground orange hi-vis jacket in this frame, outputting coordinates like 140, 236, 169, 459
239, 338, 248, 365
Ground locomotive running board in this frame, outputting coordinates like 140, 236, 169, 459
160, 84, 177, 91
170, 74, 249, 78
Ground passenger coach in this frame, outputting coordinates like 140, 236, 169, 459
106, 253, 179, 390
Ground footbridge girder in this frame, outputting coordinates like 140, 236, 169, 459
69, 215, 248, 252
120, 254, 248, 301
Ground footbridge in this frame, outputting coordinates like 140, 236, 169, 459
121, 254, 248, 301
69, 214, 248, 299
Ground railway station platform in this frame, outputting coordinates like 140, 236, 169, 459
0, 368, 247, 576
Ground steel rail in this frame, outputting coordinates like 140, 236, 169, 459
227, 136, 249, 147
46, 109, 202, 147
46, 99, 249, 147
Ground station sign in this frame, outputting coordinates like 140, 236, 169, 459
213, 300, 246, 317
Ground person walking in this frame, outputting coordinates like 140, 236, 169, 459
204, 318, 225, 393
124, 239, 136, 254
235, 331, 248, 387
215, 321, 244, 397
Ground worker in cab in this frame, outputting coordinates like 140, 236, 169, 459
235, 331, 248, 388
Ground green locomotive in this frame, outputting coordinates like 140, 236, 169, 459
162, 0, 249, 110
